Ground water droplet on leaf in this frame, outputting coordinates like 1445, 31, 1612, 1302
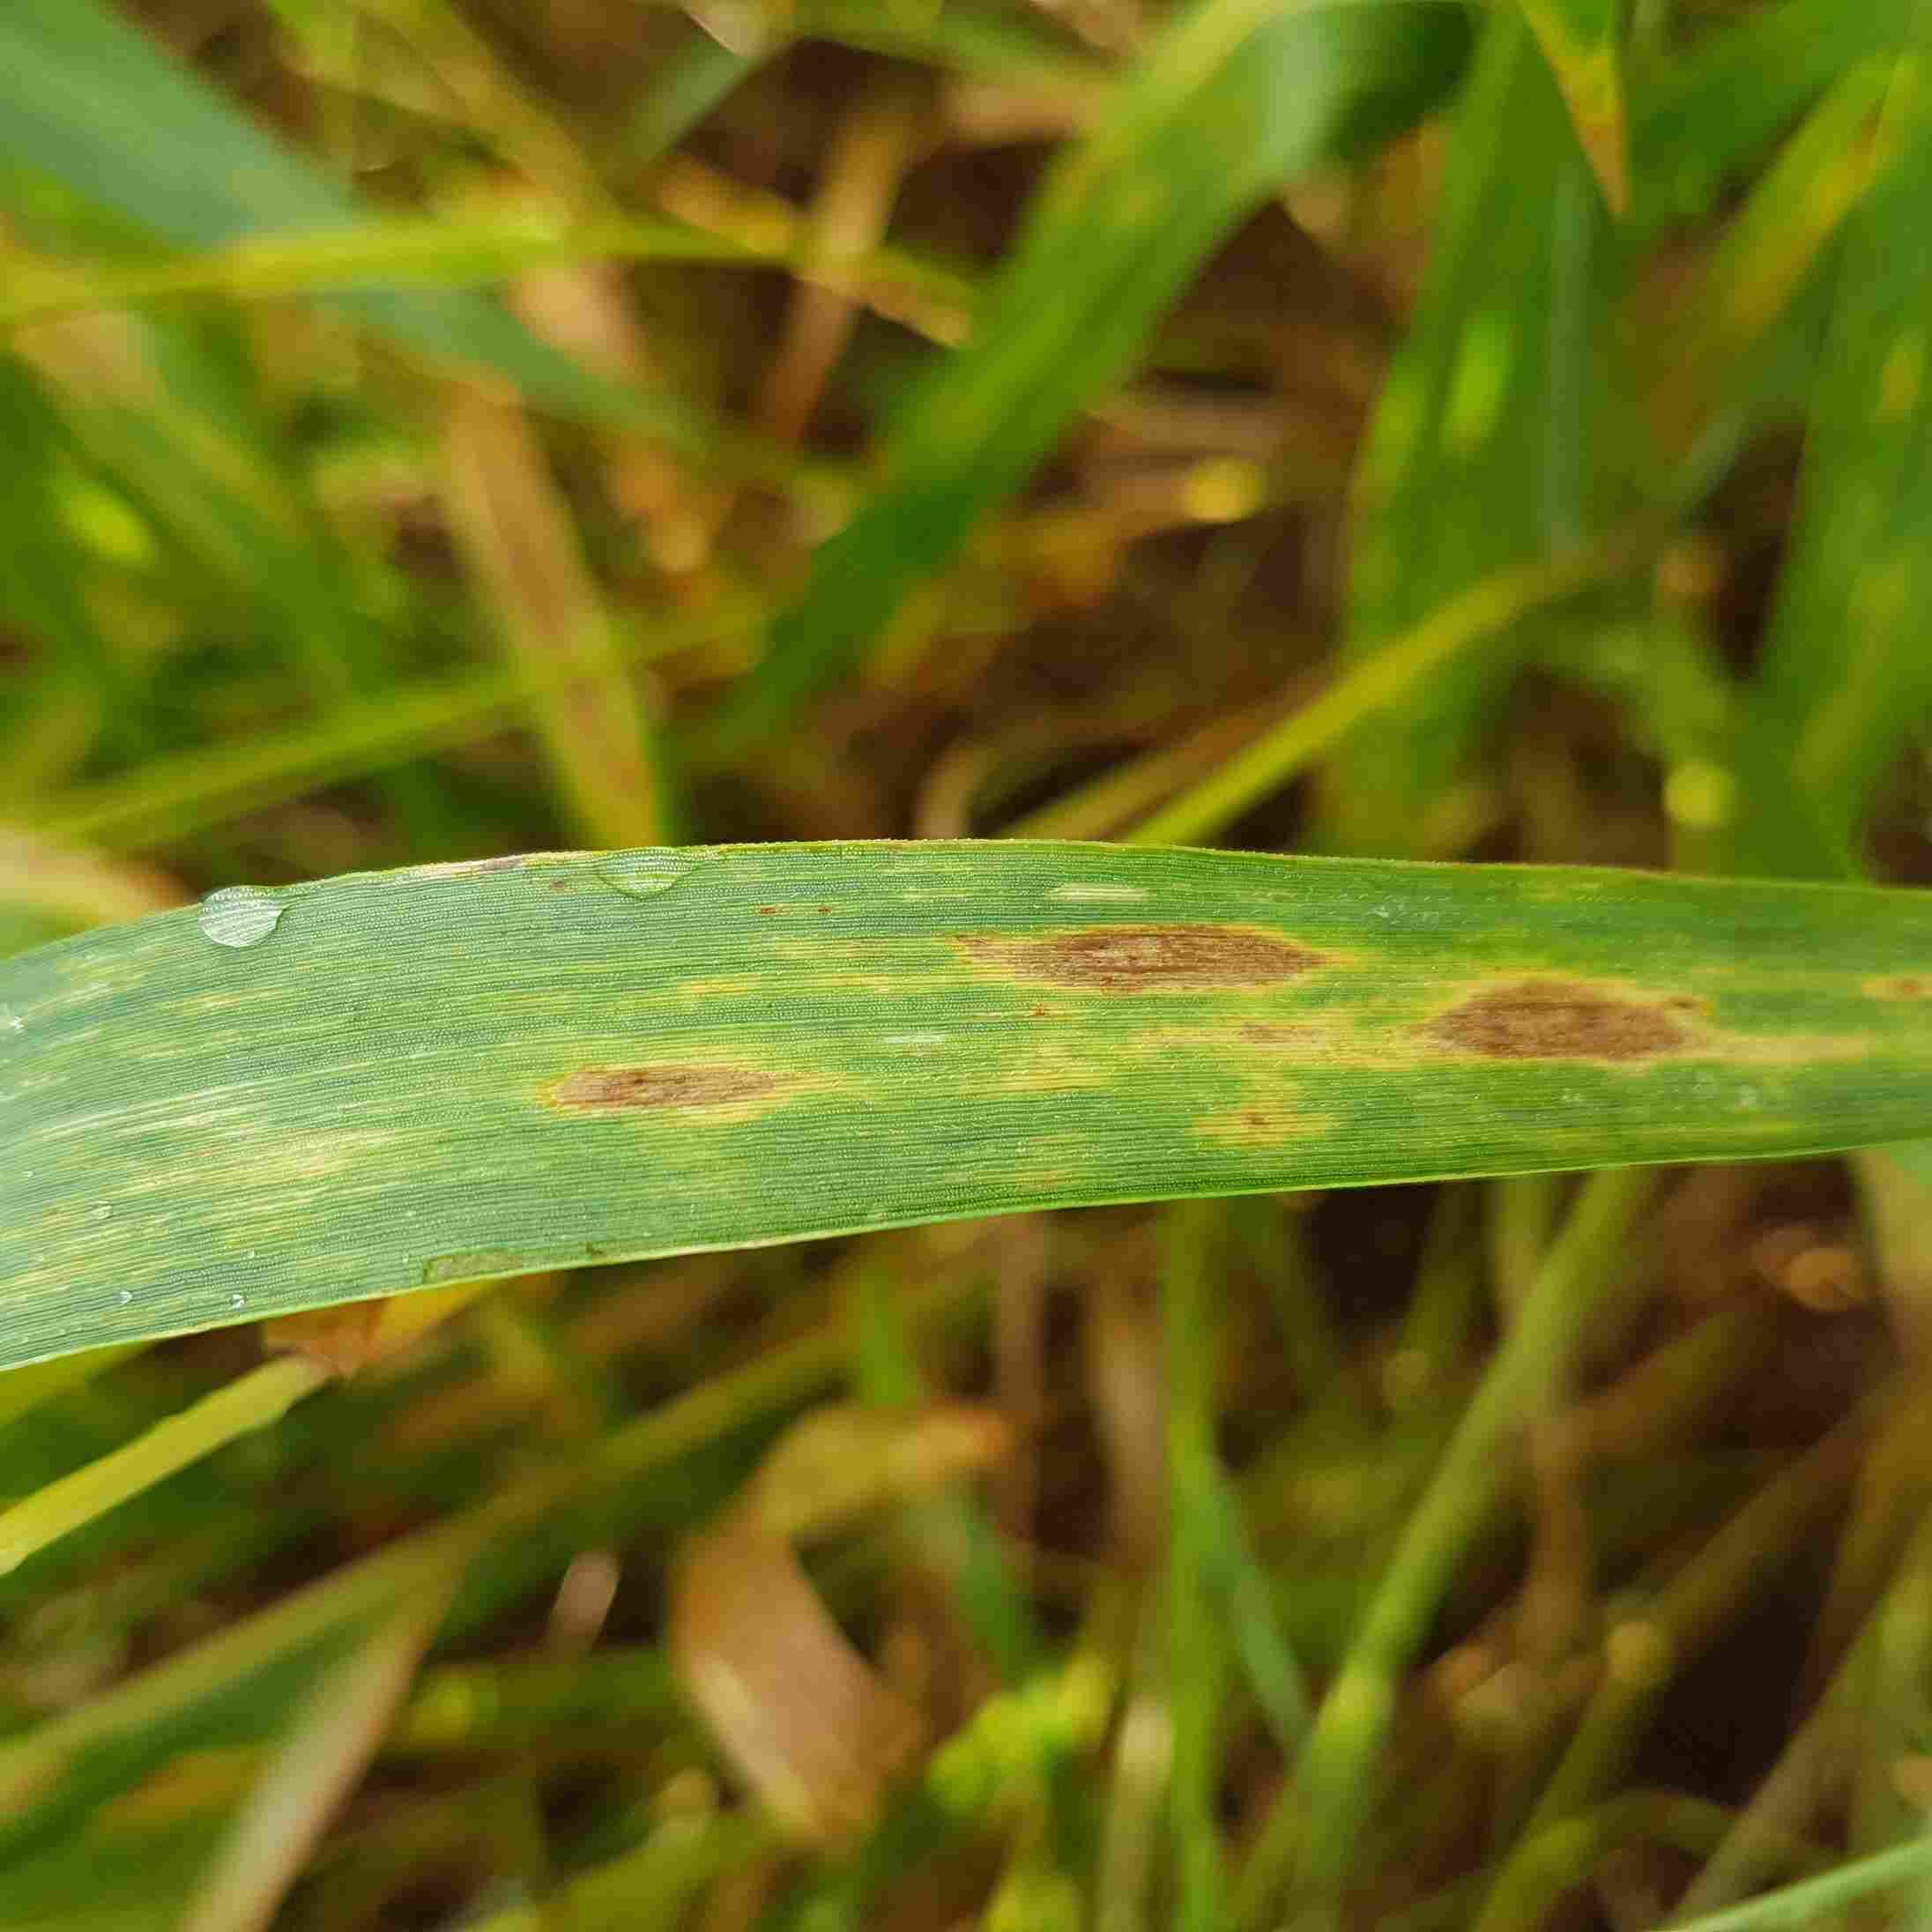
117, 1289, 132, 1306
596, 850, 703, 903
91, 1204, 111, 1222
230, 1293, 247, 1311
198, 886, 283, 949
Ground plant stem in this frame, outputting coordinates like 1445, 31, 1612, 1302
1236, 1163, 1657, 1928
0, 1354, 331, 1578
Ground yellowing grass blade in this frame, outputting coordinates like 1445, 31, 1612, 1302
4, 841, 1932, 1373
1512, 0, 1629, 212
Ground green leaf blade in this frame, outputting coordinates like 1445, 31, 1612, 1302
6, 841, 1932, 1372
1722, 37, 1932, 879
1321, 13, 1610, 856
1512, 0, 1630, 212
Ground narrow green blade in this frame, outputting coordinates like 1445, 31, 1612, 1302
1321, 13, 1609, 856
1626, 0, 1899, 234
6, 842, 1932, 1373
707, 0, 1468, 751
1512, 0, 1629, 212
1721, 33, 1932, 879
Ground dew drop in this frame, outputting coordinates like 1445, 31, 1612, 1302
117, 1289, 132, 1306
596, 850, 704, 903
198, 886, 283, 949
229, 1293, 247, 1311
91, 1204, 111, 1222
243, 1247, 256, 1260
1, 1006, 21, 1034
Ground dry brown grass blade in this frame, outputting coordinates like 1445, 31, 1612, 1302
672, 1401, 1012, 1839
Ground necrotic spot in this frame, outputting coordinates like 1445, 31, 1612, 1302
963, 925, 1321, 992
1430, 981, 1689, 1061
554, 1066, 779, 1110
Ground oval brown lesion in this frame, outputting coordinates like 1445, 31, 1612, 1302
1866, 974, 1932, 1001
552, 1065, 781, 1110
1425, 980, 1693, 1062
958, 924, 1325, 993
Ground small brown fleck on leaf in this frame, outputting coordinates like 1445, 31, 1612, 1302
1194, 1097, 1328, 1146
1430, 981, 1688, 1061
755, 905, 780, 916
1869, 974, 1932, 999
963, 924, 1321, 992
1239, 1022, 1314, 1048
554, 1065, 779, 1110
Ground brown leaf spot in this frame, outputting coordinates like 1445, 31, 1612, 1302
1430, 981, 1689, 1061
1869, 974, 1932, 1000
1195, 1098, 1329, 1147
963, 924, 1321, 993
554, 1065, 779, 1110
1238, 1022, 1319, 1051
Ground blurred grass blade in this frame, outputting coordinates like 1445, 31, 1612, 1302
446, 390, 665, 848
0, 1340, 140, 1432
0, 1356, 330, 1578
705, 0, 1469, 752
0, 212, 762, 329
1166, 1202, 1228, 1932
610, 29, 762, 171
179, 1586, 449, 1932
795, 0, 1106, 86
1250, 1166, 1656, 1919
0, 0, 700, 442
1720, 30, 1932, 880
35, 595, 760, 855
1196, 1452, 1310, 1751
1646, 55, 1906, 487
0, 825, 182, 934
670, 1404, 1006, 1838
1624, 0, 1893, 234
8, 842, 1932, 1372
1319, 12, 1608, 857
0, 355, 129, 727
1652, 1822, 1932, 1930
1512, 0, 1629, 212
1132, 541, 1624, 849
